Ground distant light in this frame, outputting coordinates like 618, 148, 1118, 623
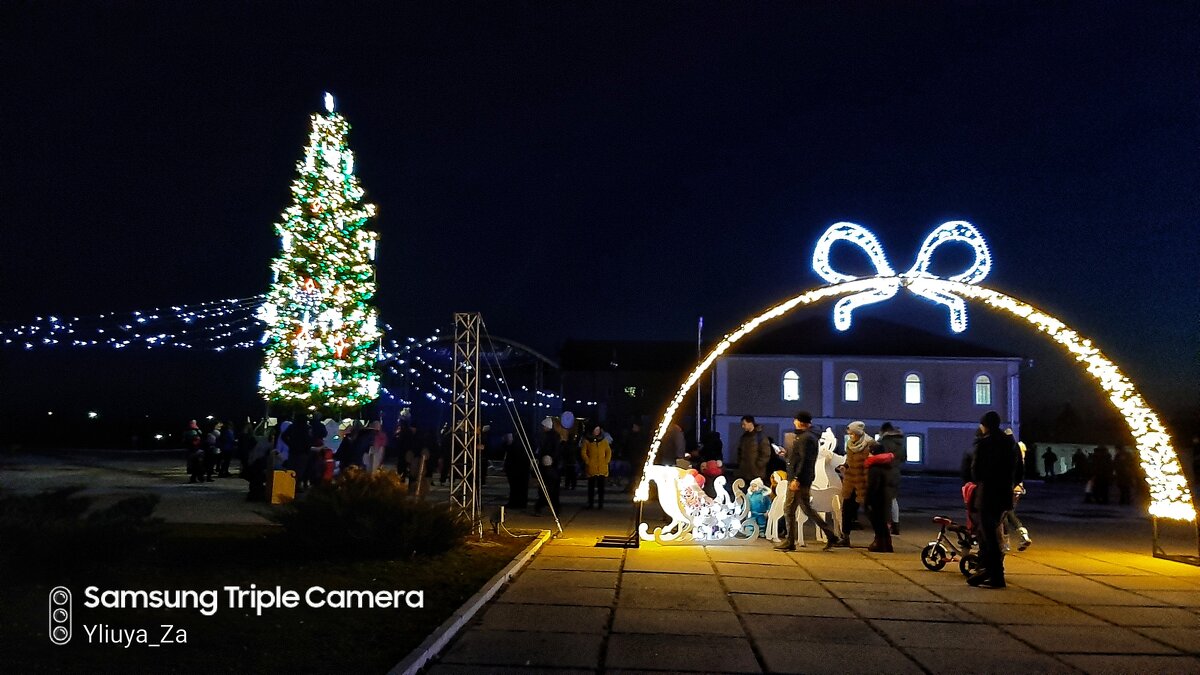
87, 411, 98, 419
206, 415, 214, 420
154, 434, 164, 440
47, 411, 53, 416
324, 92, 335, 113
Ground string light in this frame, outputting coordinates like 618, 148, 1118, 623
3, 307, 572, 407
381, 334, 576, 410
0, 297, 265, 352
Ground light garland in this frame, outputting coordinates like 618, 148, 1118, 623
636, 224, 1195, 524
381, 336, 583, 410
0, 297, 265, 351
3, 311, 572, 407
257, 93, 381, 409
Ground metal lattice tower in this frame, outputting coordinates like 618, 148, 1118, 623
450, 312, 481, 522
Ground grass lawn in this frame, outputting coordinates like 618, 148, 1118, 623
0, 522, 533, 673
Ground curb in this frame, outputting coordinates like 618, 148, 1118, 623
390, 529, 553, 675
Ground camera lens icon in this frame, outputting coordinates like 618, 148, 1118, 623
48, 586, 72, 645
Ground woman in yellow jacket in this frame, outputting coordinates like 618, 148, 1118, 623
580, 424, 613, 509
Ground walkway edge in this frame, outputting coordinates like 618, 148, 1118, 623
389, 529, 553, 675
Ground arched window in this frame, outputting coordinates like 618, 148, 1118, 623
782, 370, 801, 401
843, 372, 860, 402
904, 373, 922, 404
906, 435, 923, 463
975, 374, 992, 405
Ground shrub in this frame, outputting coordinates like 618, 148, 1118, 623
273, 468, 470, 559
0, 486, 164, 574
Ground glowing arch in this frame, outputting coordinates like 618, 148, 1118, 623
634, 277, 1196, 523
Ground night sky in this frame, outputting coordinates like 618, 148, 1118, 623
2, 3, 1197, 429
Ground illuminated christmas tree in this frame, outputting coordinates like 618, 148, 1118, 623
258, 93, 381, 409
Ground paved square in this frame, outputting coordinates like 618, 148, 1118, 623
429, 480, 1200, 674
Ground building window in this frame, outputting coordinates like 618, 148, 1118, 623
782, 370, 801, 401
904, 373, 922, 404
843, 372, 860, 402
905, 435, 923, 463
974, 374, 992, 405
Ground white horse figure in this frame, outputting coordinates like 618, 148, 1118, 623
638, 465, 692, 541
801, 428, 844, 542
765, 478, 789, 543
639, 465, 757, 543
766, 428, 845, 545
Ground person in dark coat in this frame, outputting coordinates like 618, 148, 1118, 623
698, 431, 724, 465
245, 426, 274, 501
625, 422, 649, 475
967, 411, 1023, 588
502, 432, 530, 509
1091, 446, 1113, 504
1042, 447, 1057, 479
1114, 448, 1136, 505
736, 416, 771, 488
282, 414, 310, 472
865, 442, 897, 552
392, 421, 418, 481
775, 411, 839, 552
236, 420, 257, 475
533, 419, 561, 516
184, 420, 205, 484
878, 422, 905, 534
202, 422, 222, 482
437, 423, 452, 485
656, 422, 686, 465
217, 420, 237, 477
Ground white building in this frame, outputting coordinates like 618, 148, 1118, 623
711, 318, 1021, 472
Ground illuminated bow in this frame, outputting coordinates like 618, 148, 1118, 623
811, 221, 992, 333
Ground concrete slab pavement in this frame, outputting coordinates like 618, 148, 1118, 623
433, 473, 1200, 673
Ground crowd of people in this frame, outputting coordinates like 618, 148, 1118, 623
183, 414, 393, 500
505, 417, 647, 517
705, 413, 904, 553
182, 406, 1125, 590
1037, 443, 1144, 506
180, 411, 654, 507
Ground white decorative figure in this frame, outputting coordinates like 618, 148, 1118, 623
769, 429, 845, 545
638, 465, 694, 542
765, 477, 789, 543
798, 429, 843, 542
811, 220, 991, 332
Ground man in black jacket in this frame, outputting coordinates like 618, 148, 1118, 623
736, 416, 771, 487
968, 410, 1023, 588
775, 411, 839, 552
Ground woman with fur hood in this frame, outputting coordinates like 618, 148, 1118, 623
838, 421, 874, 545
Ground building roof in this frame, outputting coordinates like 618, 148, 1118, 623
732, 316, 1019, 359
560, 317, 1018, 372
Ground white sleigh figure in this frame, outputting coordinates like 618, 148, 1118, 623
766, 429, 845, 546
638, 464, 758, 543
